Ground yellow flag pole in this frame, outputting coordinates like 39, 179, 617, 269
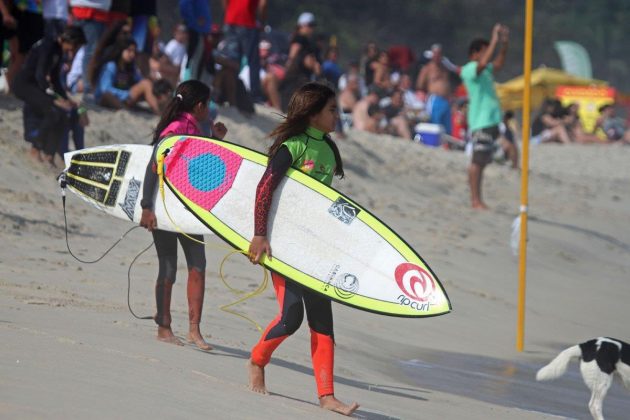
517, 0, 534, 352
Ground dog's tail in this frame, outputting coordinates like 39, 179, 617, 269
536, 345, 582, 381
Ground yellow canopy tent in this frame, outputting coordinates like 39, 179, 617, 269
496, 67, 607, 111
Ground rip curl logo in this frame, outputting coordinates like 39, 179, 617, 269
328, 197, 360, 225
394, 263, 435, 302
119, 178, 141, 220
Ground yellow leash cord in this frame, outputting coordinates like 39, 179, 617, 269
157, 153, 268, 331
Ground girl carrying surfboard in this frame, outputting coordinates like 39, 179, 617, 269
247, 82, 359, 416
139, 80, 227, 350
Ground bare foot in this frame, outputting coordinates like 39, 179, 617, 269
188, 331, 213, 351
28, 147, 42, 163
319, 394, 359, 416
157, 326, 183, 346
471, 201, 489, 210
247, 359, 268, 395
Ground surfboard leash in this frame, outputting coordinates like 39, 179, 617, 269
58, 172, 153, 321
156, 155, 269, 331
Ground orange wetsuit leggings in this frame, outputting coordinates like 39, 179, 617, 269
251, 272, 335, 397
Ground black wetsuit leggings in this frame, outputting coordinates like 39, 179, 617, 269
12, 76, 69, 156
263, 272, 333, 341
152, 229, 206, 284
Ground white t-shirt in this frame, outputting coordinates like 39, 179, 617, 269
164, 39, 187, 67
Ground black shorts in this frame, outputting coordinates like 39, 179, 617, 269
15, 10, 44, 53
471, 125, 499, 166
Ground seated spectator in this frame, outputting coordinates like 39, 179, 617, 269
352, 88, 380, 131
531, 99, 571, 144
365, 103, 386, 133
152, 78, 174, 110
381, 89, 411, 139
148, 34, 180, 86
66, 46, 86, 94
12, 26, 86, 167
449, 97, 468, 147
498, 111, 518, 168
594, 104, 630, 143
95, 38, 161, 114
564, 102, 601, 144
398, 73, 425, 124
338, 60, 366, 98
88, 20, 133, 91
239, 39, 281, 110
164, 23, 188, 68
338, 74, 360, 131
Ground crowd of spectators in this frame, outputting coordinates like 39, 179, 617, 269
1, 2, 628, 172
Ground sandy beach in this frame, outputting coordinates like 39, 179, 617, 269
1, 94, 629, 419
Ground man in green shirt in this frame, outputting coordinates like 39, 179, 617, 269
460, 23, 509, 209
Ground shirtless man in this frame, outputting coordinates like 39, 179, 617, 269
352, 88, 379, 131
416, 44, 453, 134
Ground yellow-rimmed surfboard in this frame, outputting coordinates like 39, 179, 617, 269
154, 135, 451, 318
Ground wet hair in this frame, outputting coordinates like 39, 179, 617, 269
268, 82, 344, 178
152, 80, 211, 144
60, 25, 87, 46
468, 38, 489, 57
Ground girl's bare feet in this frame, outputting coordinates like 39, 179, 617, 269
157, 326, 183, 346
247, 359, 268, 395
188, 326, 213, 351
319, 395, 360, 416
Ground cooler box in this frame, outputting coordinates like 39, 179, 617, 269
413, 123, 443, 147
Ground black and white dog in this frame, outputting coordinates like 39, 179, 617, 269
536, 337, 630, 420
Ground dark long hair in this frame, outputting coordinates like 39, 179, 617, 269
151, 80, 211, 144
88, 20, 131, 87
268, 82, 344, 178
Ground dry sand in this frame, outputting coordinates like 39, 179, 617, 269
1, 95, 629, 419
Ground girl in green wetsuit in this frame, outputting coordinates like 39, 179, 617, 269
247, 82, 359, 416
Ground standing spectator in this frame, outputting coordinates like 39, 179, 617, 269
460, 24, 509, 210
0, 0, 19, 91
1, 0, 44, 92
43, 0, 68, 40
221, 0, 267, 102
279, 47, 320, 111
417, 44, 453, 134
370, 51, 391, 94
12, 26, 86, 167
361, 41, 378, 87
322, 46, 342, 87
70, 0, 111, 95
179, 0, 210, 81
129, 0, 156, 77
285, 11, 318, 69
